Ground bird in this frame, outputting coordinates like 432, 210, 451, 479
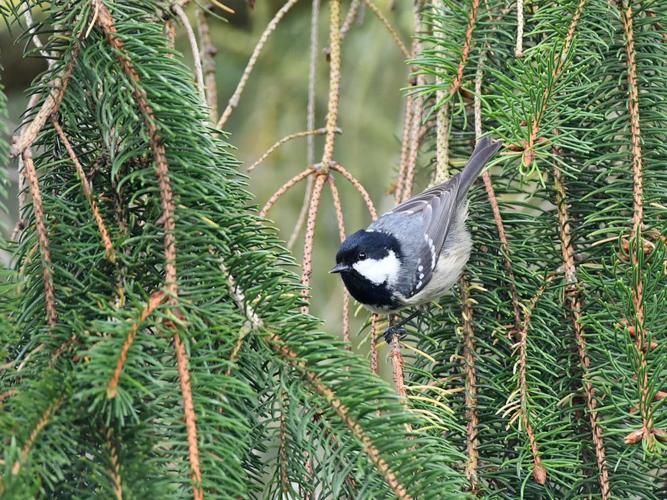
330, 137, 502, 340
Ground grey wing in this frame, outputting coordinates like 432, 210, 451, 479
368, 178, 462, 297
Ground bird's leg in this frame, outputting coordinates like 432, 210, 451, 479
382, 309, 421, 344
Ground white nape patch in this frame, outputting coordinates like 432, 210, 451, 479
352, 250, 401, 286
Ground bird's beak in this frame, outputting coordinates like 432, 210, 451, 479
330, 263, 350, 274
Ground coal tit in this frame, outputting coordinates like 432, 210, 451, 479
331, 137, 501, 321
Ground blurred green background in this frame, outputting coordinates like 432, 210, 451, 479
1, 1, 418, 344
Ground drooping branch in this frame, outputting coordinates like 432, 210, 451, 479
553, 162, 610, 498
259, 168, 314, 217
51, 118, 115, 262
94, 3, 200, 496
23, 149, 57, 327
515, 0, 524, 57
340, 0, 361, 39
619, 0, 654, 449
300, 173, 328, 312
217, 0, 300, 129
362, 0, 410, 58
321, 0, 342, 166
331, 163, 377, 220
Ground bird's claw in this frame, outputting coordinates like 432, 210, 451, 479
383, 325, 406, 344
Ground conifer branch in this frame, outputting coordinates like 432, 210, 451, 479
300, 173, 327, 312
106, 291, 167, 399
278, 386, 290, 494
94, 3, 200, 495
619, 0, 653, 449
247, 128, 334, 172
196, 6, 219, 121
362, 0, 410, 58
51, 117, 115, 262
524, 0, 587, 165
173, 4, 206, 102
460, 281, 479, 492
11, 394, 65, 477
331, 163, 377, 219
321, 0, 342, 166
328, 176, 351, 346
553, 163, 611, 499
259, 168, 313, 218
222, 265, 413, 499
10, 46, 79, 158
23, 149, 57, 326
217, 0, 300, 129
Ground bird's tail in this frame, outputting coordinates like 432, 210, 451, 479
455, 137, 502, 203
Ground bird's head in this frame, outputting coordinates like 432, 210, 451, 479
331, 230, 402, 289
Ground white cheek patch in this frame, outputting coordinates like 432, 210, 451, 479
352, 250, 401, 286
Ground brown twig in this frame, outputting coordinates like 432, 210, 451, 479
107, 291, 167, 399
288, 178, 314, 250
279, 385, 290, 494
390, 332, 407, 400
222, 265, 413, 499
362, 0, 410, 58
434, 103, 450, 185
321, 0, 342, 166
331, 163, 377, 220
514, 274, 557, 484
553, 163, 611, 498
370, 314, 380, 374
300, 173, 328, 313
340, 0, 361, 39
95, 3, 200, 496
259, 168, 313, 218
10, 46, 80, 158
247, 128, 333, 172
460, 280, 479, 492
449, 0, 480, 96
196, 5, 219, 121
11, 394, 65, 476
173, 4, 205, 102
217, 0, 300, 129
328, 176, 351, 346
620, 0, 653, 449
23, 149, 57, 326
51, 118, 115, 262
105, 427, 123, 500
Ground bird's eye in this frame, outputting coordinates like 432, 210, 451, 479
358, 252, 367, 260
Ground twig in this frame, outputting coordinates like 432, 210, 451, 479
51, 118, 115, 262
221, 263, 413, 499
173, 4, 206, 103
390, 333, 407, 399
321, 0, 342, 166
259, 168, 314, 218
553, 162, 610, 498
331, 163, 377, 220
23, 150, 57, 326
94, 3, 200, 496
165, 19, 176, 49
341, 0, 361, 39
247, 128, 332, 172
279, 385, 290, 494
370, 314, 380, 374
449, 0, 480, 96
300, 173, 328, 313
460, 281, 479, 491
107, 291, 167, 399
22, 7, 50, 61
217, 0, 300, 129
197, 5, 219, 121
11, 394, 65, 476
328, 176, 350, 346
434, 103, 450, 185
515, 0, 524, 57
10, 45, 80, 158
362, 0, 410, 58
288, 177, 314, 249
104, 427, 123, 500
620, 0, 654, 449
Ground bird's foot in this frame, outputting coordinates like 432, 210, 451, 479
383, 325, 407, 345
